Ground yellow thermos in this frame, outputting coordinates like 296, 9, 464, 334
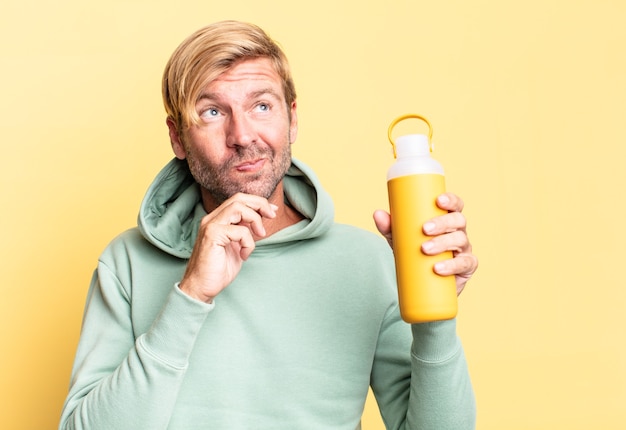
386, 114, 457, 323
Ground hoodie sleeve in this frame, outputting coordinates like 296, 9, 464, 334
370, 311, 476, 430
58, 262, 213, 430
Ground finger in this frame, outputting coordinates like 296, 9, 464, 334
421, 230, 469, 255
215, 193, 278, 221
433, 252, 478, 278
229, 192, 278, 219
201, 222, 257, 260
423, 211, 467, 236
223, 224, 256, 260
373, 210, 392, 238
196, 221, 256, 254
211, 198, 276, 237
436, 193, 465, 213
212, 202, 266, 236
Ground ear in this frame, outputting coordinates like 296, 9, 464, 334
166, 117, 187, 159
289, 101, 298, 144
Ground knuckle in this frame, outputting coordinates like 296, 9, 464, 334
228, 199, 246, 210
447, 230, 466, 249
471, 255, 479, 271
456, 196, 465, 211
199, 215, 215, 230
453, 211, 467, 228
459, 231, 470, 248
459, 254, 477, 275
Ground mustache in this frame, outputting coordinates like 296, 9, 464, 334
223, 146, 274, 169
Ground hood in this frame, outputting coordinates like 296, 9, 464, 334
138, 157, 335, 259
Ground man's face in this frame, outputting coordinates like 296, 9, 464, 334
169, 57, 298, 210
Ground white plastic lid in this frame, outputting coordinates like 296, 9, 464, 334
395, 134, 430, 157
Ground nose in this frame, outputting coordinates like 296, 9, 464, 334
226, 112, 256, 148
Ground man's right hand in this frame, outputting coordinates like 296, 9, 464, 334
178, 193, 278, 303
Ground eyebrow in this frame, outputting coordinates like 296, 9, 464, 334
249, 88, 283, 100
196, 87, 283, 104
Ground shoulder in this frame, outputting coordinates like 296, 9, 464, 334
100, 228, 149, 259
328, 223, 391, 253
315, 223, 396, 273
320, 223, 399, 305
96, 227, 186, 299
98, 227, 175, 272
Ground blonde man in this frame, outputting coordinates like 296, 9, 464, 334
60, 21, 477, 430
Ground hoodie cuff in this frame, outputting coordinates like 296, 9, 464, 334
411, 318, 461, 363
139, 283, 214, 368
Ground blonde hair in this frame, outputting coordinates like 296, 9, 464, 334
162, 20, 297, 130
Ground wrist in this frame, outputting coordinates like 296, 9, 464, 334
177, 281, 214, 304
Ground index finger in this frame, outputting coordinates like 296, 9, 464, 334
210, 194, 277, 237
436, 192, 465, 213
227, 192, 279, 219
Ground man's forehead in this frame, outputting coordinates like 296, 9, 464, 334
198, 59, 285, 102
212, 57, 280, 83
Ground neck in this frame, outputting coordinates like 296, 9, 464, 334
255, 181, 306, 239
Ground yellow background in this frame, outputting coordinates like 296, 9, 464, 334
1, 0, 625, 428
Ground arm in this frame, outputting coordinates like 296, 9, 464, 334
371, 192, 478, 428
371, 313, 476, 429
60, 193, 277, 429
59, 264, 213, 430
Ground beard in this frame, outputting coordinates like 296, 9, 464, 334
185, 142, 292, 205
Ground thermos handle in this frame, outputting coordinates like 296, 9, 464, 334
387, 114, 434, 158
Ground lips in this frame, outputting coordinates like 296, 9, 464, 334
234, 158, 266, 172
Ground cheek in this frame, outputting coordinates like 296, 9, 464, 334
264, 121, 294, 146
185, 129, 221, 159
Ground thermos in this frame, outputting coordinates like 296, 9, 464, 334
386, 114, 457, 323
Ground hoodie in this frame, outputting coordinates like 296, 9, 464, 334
59, 158, 475, 430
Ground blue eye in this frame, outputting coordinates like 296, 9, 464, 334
257, 103, 270, 112
199, 107, 220, 120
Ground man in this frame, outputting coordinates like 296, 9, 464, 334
60, 20, 478, 429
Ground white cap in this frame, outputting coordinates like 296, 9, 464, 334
395, 134, 430, 157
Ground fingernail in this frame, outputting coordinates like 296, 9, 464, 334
423, 222, 436, 234
434, 262, 446, 273
422, 241, 434, 253
438, 194, 449, 205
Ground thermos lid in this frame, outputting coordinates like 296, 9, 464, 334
395, 134, 430, 158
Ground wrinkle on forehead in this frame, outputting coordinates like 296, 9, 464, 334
196, 58, 285, 104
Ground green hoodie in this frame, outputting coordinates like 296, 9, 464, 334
59, 158, 475, 430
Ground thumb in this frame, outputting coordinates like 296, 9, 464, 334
373, 210, 392, 245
